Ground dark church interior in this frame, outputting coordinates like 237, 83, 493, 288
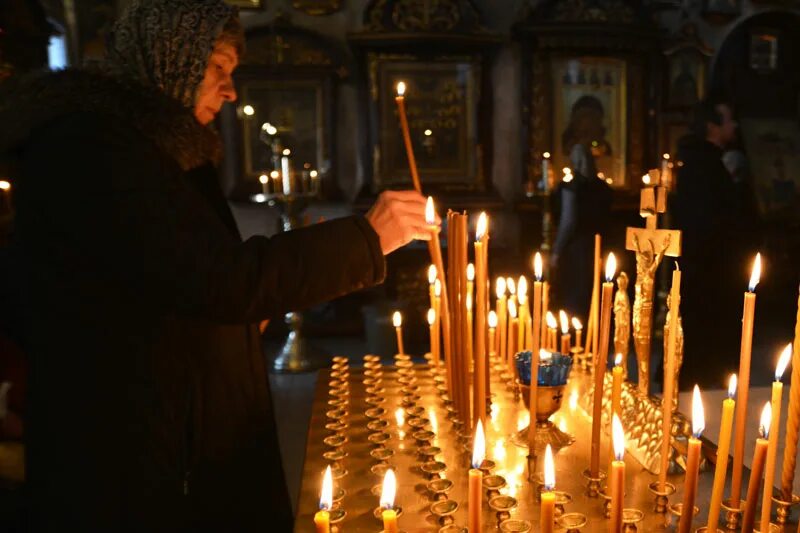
2, 0, 800, 531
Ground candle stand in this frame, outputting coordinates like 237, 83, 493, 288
252, 188, 326, 373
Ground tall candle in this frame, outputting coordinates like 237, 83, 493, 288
314, 465, 333, 533
281, 148, 292, 195
258, 174, 269, 195
434, 280, 442, 366
572, 317, 583, 353
428, 308, 439, 366
743, 403, 772, 533
731, 253, 762, 509
518, 276, 529, 350
610, 354, 623, 455
394, 82, 422, 192
508, 301, 518, 375
678, 385, 704, 533
560, 310, 571, 354
660, 266, 682, 490
761, 344, 793, 532
529, 253, 543, 452
496, 278, 508, 365
542, 151, 551, 192
474, 215, 488, 427
707, 374, 737, 532
488, 311, 497, 362
469, 420, 485, 533
428, 265, 437, 313
588, 234, 602, 357
541, 281, 550, 348
467, 263, 475, 324
546, 311, 558, 352
380, 468, 399, 533
609, 414, 626, 533
426, 198, 452, 387
781, 288, 800, 501
392, 311, 404, 355
541, 444, 556, 533
591, 253, 616, 477
466, 292, 474, 380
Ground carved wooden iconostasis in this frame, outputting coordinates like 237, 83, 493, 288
219, 16, 348, 200
348, 0, 503, 198
515, 0, 660, 195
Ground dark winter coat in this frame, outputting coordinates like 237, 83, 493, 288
0, 69, 385, 531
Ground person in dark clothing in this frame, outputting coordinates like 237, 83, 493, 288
0, 0, 435, 530
673, 97, 742, 389
550, 143, 613, 319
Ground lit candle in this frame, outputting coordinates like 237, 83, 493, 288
587, 235, 602, 359
467, 263, 475, 319
661, 153, 670, 182
707, 374, 737, 532
469, 420, 485, 533
541, 281, 550, 349
270, 170, 280, 193
507, 300, 518, 376
281, 148, 292, 195
559, 310, 571, 354
541, 444, 556, 533
761, 344, 792, 533
380, 469, 399, 533
609, 414, 626, 533
488, 311, 497, 356
542, 151, 551, 192
394, 81, 422, 192
572, 317, 583, 353
466, 292, 474, 378
660, 265, 682, 490
496, 278, 508, 364
611, 354, 623, 422
434, 280, 442, 364
546, 311, 558, 352
781, 288, 800, 501
730, 253, 762, 510
314, 465, 333, 533
428, 308, 439, 366
309, 169, 320, 195
258, 174, 269, 195
426, 198, 452, 390
393, 311, 404, 355
591, 253, 616, 478
742, 403, 772, 533
529, 253, 543, 453
474, 212, 489, 425
678, 385, 704, 533
518, 276, 529, 351
428, 265, 437, 312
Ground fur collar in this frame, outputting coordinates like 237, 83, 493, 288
0, 68, 221, 171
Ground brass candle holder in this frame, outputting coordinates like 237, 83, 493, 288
772, 493, 800, 525
429, 499, 458, 527
554, 490, 572, 518
482, 474, 507, 500
667, 503, 698, 528
418, 445, 441, 461
499, 518, 531, 532
648, 480, 676, 514
420, 460, 447, 479
488, 495, 518, 527
622, 508, 644, 532
328, 507, 346, 532
427, 478, 453, 501
557, 512, 587, 533
581, 468, 606, 498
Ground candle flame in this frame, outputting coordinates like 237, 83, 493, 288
691, 384, 705, 438
488, 310, 498, 329
428, 265, 437, 285
496, 277, 507, 298
663, 153, 670, 160
434, 279, 442, 297
494, 439, 506, 462
508, 299, 517, 319
540, 348, 553, 362
605, 253, 617, 282
427, 308, 436, 326
507, 277, 516, 295
642, 174, 651, 185
559, 310, 569, 334
395, 407, 404, 427
518, 276, 528, 299
396, 81, 406, 97
476, 212, 488, 241
429, 408, 438, 435
467, 263, 475, 282
0, 180, 9, 190
380, 469, 397, 509
543, 151, 551, 159
533, 252, 543, 281
262, 122, 278, 135
282, 148, 291, 156
392, 311, 402, 328
310, 170, 318, 178
471, 419, 485, 469
572, 317, 583, 330
320, 465, 333, 510
728, 374, 738, 399
543, 444, 555, 490
243, 105, 255, 116
425, 196, 436, 225
760, 402, 772, 439
612, 413, 625, 461
258, 174, 268, 184
569, 389, 578, 410
270, 170, 280, 179
546, 311, 557, 329
776, 343, 792, 381
749, 253, 762, 292
615, 353, 623, 366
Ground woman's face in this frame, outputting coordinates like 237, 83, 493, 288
194, 42, 238, 125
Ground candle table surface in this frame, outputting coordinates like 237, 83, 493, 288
295, 366, 761, 532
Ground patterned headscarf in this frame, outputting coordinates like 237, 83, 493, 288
105, 0, 238, 110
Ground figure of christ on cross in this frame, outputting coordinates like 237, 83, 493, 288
625, 176, 681, 397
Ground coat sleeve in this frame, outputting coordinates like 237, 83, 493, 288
19, 113, 385, 323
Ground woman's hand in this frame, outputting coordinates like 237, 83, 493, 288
366, 190, 441, 255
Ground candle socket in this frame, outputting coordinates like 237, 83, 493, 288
556, 512, 587, 533
429, 499, 458, 526
581, 468, 606, 498
648, 481, 676, 514
621, 508, 645, 532
553, 491, 573, 518
721, 498, 744, 530
427, 478, 454, 501
488, 495, 518, 527
668, 503, 699, 528
772, 494, 800, 525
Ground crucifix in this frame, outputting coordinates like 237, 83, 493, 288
625, 170, 682, 397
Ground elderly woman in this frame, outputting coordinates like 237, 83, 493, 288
0, 0, 433, 530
